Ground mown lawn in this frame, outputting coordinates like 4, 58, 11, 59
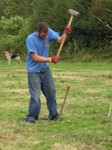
0, 60, 112, 150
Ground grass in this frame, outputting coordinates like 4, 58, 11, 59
0, 59, 112, 150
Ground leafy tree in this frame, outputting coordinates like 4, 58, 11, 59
30, 0, 54, 31
0, 0, 112, 58
72, 0, 112, 48
0, 0, 7, 18
0, 16, 31, 53
4, 0, 33, 18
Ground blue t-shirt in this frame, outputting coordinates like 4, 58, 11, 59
26, 28, 59, 72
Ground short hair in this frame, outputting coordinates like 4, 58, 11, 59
35, 22, 49, 33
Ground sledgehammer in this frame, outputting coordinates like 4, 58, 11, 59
57, 9, 79, 56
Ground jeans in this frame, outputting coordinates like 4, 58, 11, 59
26, 67, 58, 121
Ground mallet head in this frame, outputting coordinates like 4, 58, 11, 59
68, 9, 80, 16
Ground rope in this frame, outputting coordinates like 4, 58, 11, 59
73, 0, 112, 30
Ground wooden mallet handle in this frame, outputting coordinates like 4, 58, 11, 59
57, 9, 79, 57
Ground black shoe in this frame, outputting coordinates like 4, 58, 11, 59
49, 114, 59, 121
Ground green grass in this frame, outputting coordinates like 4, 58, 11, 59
0, 60, 112, 150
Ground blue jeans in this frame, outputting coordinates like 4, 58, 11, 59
26, 67, 58, 121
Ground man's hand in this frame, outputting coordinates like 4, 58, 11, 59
50, 55, 59, 63
64, 26, 71, 35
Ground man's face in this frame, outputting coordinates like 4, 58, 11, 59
39, 32, 48, 39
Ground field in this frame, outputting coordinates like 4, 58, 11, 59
0, 60, 112, 150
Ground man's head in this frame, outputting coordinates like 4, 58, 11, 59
35, 22, 49, 39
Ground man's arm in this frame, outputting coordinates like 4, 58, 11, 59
31, 52, 51, 62
31, 52, 59, 63
57, 26, 71, 43
57, 35, 64, 43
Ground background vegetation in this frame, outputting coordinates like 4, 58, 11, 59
0, 0, 112, 59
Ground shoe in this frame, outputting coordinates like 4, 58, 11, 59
49, 114, 59, 121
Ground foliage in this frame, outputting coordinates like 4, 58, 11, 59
0, 0, 112, 58
31, 0, 53, 31
0, 16, 31, 54
4, 0, 33, 18
0, 0, 7, 18
73, 0, 112, 49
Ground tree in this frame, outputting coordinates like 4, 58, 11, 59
0, 0, 112, 57
4, 0, 33, 18
71, 0, 112, 48
0, 0, 7, 18
0, 16, 31, 53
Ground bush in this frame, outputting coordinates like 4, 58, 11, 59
0, 16, 31, 54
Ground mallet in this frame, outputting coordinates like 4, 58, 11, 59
57, 9, 79, 56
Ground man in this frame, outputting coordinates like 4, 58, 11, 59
25, 22, 71, 123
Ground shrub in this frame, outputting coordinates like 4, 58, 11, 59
0, 16, 31, 54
